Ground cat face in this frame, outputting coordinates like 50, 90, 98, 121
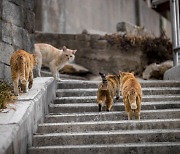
62, 46, 77, 62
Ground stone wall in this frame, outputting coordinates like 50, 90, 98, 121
0, 0, 35, 81
34, 0, 171, 38
35, 32, 146, 76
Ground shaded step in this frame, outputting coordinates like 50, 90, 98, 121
29, 142, 180, 154
54, 95, 180, 104
58, 80, 180, 89
37, 119, 180, 134
41, 70, 87, 80
32, 129, 180, 146
56, 87, 180, 97
45, 109, 180, 123
49, 102, 180, 113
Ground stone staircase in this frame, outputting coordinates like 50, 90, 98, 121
29, 78, 180, 154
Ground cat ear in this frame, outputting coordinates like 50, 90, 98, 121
119, 71, 125, 77
62, 46, 67, 51
72, 50, 77, 55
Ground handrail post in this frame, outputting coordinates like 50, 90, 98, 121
170, 0, 180, 66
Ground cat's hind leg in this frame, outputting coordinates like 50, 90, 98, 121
106, 97, 113, 112
37, 56, 42, 77
28, 71, 33, 89
13, 78, 19, 96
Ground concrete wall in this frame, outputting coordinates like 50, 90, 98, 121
0, 77, 56, 154
35, 0, 137, 33
35, 0, 171, 38
0, 0, 35, 81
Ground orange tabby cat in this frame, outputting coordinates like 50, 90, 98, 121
35, 43, 77, 80
10, 50, 37, 96
119, 71, 142, 120
97, 72, 120, 112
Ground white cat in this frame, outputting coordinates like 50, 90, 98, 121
35, 43, 77, 80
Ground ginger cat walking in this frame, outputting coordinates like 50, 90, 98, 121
97, 72, 121, 112
10, 50, 37, 96
120, 71, 142, 120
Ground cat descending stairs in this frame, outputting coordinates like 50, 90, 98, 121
29, 78, 180, 154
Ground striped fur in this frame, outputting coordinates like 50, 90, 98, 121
97, 72, 120, 112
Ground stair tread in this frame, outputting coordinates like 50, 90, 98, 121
30, 142, 180, 148
33, 129, 180, 137
39, 118, 180, 126
57, 87, 180, 91
47, 108, 180, 116
55, 94, 180, 99
50, 101, 180, 107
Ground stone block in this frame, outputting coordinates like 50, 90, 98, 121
76, 34, 91, 41
90, 34, 101, 41
23, 0, 34, 11
4, 64, 11, 81
8, 0, 22, 6
23, 9, 35, 33
0, 42, 14, 65
11, 24, 23, 48
22, 30, 34, 53
91, 40, 108, 49
0, 63, 5, 79
0, 0, 2, 18
59, 34, 76, 40
2, 0, 22, 27
2, 21, 13, 45
0, 20, 2, 42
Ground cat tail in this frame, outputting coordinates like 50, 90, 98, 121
128, 88, 137, 110
17, 56, 26, 84
99, 72, 108, 89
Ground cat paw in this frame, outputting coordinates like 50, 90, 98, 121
56, 78, 63, 82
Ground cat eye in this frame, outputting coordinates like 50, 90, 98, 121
70, 56, 72, 57
66, 55, 68, 57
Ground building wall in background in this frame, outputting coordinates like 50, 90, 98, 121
35, 0, 171, 38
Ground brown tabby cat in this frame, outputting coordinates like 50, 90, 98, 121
10, 50, 37, 96
97, 72, 120, 112
35, 43, 77, 80
119, 71, 142, 120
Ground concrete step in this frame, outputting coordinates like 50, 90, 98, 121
49, 101, 180, 113
56, 87, 180, 97
29, 142, 180, 154
41, 70, 87, 80
54, 95, 180, 104
57, 80, 180, 89
37, 119, 180, 134
32, 129, 180, 146
45, 109, 180, 123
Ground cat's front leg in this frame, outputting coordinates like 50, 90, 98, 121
49, 62, 61, 81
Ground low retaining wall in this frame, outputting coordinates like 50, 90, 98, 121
164, 65, 180, 80
0, 77, 56, 154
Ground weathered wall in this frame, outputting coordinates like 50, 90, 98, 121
0, 0, 35, 81
35, 32, 146, 76
35, 0, 171, 38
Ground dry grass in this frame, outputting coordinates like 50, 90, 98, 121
0, 80, 16, 110
102, 32, 172, 64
